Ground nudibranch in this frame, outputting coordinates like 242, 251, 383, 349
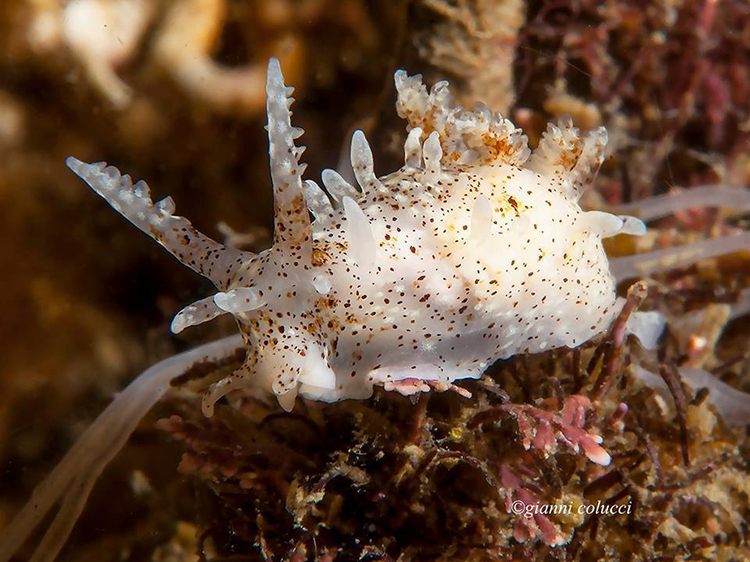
1, 58, 655, 562
66, 58, 645, 414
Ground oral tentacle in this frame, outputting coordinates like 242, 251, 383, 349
171, 295, 226, 334
66, 158, 251, 291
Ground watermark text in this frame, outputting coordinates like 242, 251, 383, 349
510, 499, 632, 519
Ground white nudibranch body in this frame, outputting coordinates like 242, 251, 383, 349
67, 59, 647, 414
1, 58, 655, 562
